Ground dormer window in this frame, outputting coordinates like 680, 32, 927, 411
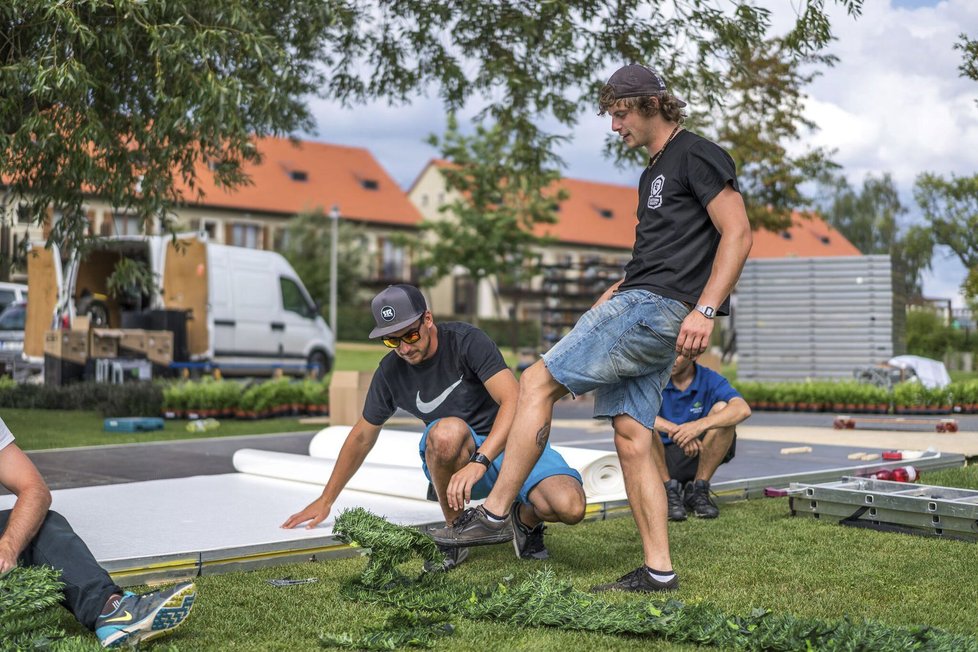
820, 235, 831, 245
290, 170, 309, 182
361, 178, 379, 190
598, 208, 613, 219
780, 231, 792, 240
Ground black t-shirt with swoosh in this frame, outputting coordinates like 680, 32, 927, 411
362, 322, 509, 435
619, 129, 739, 316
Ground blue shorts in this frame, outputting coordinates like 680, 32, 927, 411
542, 289, 688, 431
419, 420, 583, 504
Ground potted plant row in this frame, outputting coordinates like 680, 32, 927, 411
162, 378, 328, 419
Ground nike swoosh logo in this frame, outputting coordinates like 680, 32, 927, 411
103, 610, 133, 624
416, 376, 464, 413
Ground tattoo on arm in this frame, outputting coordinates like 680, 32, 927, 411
535, 422, 551, 449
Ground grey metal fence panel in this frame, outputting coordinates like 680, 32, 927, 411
736, 255, 894, 382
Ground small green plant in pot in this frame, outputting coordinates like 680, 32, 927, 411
107, 258, 157, 314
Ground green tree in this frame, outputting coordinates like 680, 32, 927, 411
0, 1, 332, 251
914, 173, 978, 302
2, 1, 862, 253
819, 173, 933, 298
279, 209, 367, 310
414, 115, 565, 327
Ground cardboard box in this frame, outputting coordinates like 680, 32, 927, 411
72, 315, 91, 332
329, 371, 375, 426
90, 328, 123, 359
43, 330, 88, 364
120, 329, 148, 354
697, 351, 723, 373
144, 331, 174, 366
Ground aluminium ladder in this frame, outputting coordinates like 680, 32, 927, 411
788, 476, 978, 542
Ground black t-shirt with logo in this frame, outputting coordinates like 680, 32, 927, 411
619, 130, 739, 315
362, 322, 508, 435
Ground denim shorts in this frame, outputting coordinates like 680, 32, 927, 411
419, 419, 582, 504
542, 289, 688, 431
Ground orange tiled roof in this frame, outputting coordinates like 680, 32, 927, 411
181, 136, 422, 227
542, 178, 637, 249
749, 212, 861, 258
416, 159, 860, 257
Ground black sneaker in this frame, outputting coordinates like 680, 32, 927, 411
511, 506, 549, 560
683, 479, 719, 518
665, 479, 687, 521
95, 582, 196, 648
423, 545, 470, 572
429, 505, 514, 547
590, 566, 679, 593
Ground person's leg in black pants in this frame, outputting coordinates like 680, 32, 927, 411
0, 509, 120, 631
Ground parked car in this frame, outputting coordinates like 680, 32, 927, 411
0, 282, 27, 314
0, 301, 27, 375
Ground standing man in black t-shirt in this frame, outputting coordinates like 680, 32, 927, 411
282, 284, 585, 569
432, 64, 753, 592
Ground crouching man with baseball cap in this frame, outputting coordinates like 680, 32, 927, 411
282, 284, 586, 569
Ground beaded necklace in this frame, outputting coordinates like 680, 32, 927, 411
648, 124, 682, 168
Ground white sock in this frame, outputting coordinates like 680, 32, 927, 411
646, 567, 676, 582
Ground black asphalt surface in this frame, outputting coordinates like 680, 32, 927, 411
3, 396, 945, 496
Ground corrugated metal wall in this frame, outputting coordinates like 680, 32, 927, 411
736, 255, 895, 381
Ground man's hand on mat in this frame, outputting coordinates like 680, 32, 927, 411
446, 464, 487, 512
0, 539, 17, 575
281, 498, 332, 530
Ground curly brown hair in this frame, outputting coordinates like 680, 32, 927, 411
597, 85, 686, 124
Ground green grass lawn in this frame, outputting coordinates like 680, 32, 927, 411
50, 465, 978, 651
4, 409, 315, 451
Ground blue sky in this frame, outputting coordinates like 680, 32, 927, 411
303, 0, 978, 306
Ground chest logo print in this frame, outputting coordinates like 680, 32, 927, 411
647, 174, 665, 209
416, 376, 464, 413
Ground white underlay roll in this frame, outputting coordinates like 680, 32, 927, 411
231, 449, 430, 500
306, 425, 625, 501
550, 446, 625, 501
308, 425, 425, 468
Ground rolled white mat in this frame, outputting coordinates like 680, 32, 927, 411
309, 425, 424, 468
231, 448, 430, 501
551, 445, 625, 501
308, 426, 625, 502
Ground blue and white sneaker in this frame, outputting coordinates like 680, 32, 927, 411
95, 582, 196, 648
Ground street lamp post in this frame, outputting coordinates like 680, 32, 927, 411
329, 204, 339, 340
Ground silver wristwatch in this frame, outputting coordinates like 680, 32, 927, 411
694, 304, 715, 319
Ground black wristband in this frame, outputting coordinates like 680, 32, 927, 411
468, 451, 491, 468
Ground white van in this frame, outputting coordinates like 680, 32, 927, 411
24, 234, 335, 377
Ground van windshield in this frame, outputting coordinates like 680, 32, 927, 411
280, 277, 315, 318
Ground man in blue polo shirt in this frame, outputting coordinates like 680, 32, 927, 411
654, 354, 751, 520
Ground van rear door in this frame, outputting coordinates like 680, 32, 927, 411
23, 244, 63, 360
162, 237, 209, 357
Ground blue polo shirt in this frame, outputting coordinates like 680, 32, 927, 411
658, 364, 741, 444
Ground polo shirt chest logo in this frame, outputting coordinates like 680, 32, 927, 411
647, 174, 665, 209
689, 400, 704, 416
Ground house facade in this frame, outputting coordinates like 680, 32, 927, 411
4, 136, 423, 290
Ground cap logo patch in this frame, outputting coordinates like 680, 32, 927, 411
381, 306, 396, 322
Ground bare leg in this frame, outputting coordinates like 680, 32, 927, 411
424, 417, 475, 524
694, 402, 736, 482
482, 360, 568, 516
613, 413, 672, 571
694, 427, 734, 481
523, 475, 587, 527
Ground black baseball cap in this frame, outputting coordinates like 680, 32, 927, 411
369, 284, 428, 338
606, 64, 687, 107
